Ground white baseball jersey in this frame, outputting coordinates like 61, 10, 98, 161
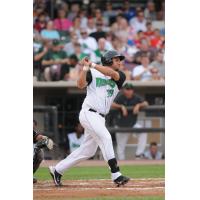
67, 132, 84, 153
82, 68, 126, 115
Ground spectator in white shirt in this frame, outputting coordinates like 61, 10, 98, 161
67, 122, 84, 154
78, 28, 98, 51
132, 53, 153, 81
150, 50, 165, 79
129, 11, 147, 33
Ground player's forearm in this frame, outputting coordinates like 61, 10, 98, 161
92, 64, 119, 81
77, 69, 88, 89
138, 101, 149, 108
42, 60, 54, 66
112, 102, 124, 110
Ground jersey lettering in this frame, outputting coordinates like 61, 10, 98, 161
96, 77, 116, 88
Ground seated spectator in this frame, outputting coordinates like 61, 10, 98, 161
68, 3, 80, 21
94, 8, 106, 26
86, 17, 97, 35
111, 14, 125, 33
143, 142, 163, 160
34, 40, 52, 80
133, 38, 154, 64
41, 20, 60, 40
114, 18, 134, 46
66, 121, 84, 154
69, 16, 82, 38
134, 31, 148, 49
89, 20, 106, 42
78, 28, 98, 51
112, 83, 149, 160
74, 42, 88, 60
53, 8, 73, 31
144, 1, 157, 21
111, 35, 125, 54
130, 10, 147, 33
123, 1, 136, 21
34, 12, 47, 32
150, 50, 165, 79
41, 39, 69, 81
78, 8, 88, 28
132, 53, 153, 81
144, 21, 155, 39
103, 2, 118, 25
60, 54, 79, 81
94, 38, 110, 63
150, 29, 165, 50
63, 32, 79, 56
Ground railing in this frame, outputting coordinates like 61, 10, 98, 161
33, 105, 59, 144
108, 105, 165, 134
33, 80, 165, 88
33, 105, 164, 143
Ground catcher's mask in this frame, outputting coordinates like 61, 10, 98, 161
101, 50, 125, 66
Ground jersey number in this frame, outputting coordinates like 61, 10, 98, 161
107, 89, 114, 97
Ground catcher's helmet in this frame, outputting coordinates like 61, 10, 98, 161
101, 50, 125, 66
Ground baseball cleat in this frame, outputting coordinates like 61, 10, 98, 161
114, 175, 130, 187
49, 166, 62, 186
33, 177, 37, 184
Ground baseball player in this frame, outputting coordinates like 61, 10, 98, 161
33, 120, 53, 183
49, 50, 130, 187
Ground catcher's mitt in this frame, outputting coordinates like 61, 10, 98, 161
35, 136, 54, 150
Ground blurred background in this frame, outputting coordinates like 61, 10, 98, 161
33, 0, 165, 160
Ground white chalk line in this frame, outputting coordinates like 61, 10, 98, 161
33, 186, 164, 192
36, 178, 164, 184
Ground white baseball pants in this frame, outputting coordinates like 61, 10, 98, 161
55, 109, 115, 175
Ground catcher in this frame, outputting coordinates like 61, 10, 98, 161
33, 120, 54, 183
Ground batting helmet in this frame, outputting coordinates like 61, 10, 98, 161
101, 50, 125, 66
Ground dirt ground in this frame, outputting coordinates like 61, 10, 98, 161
34, 160, 164, 200
33, 178, 164, 199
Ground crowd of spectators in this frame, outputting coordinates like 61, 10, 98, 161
33, 0, 165, 82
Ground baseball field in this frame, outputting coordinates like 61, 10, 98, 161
33, 160, 165, 200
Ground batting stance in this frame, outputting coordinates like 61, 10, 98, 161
49, 50, 130, 186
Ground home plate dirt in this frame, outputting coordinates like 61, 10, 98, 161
33, 178, 165, 199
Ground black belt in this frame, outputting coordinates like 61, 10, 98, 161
89, 108, 105, 118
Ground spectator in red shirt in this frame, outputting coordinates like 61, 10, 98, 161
34, 13, 47, 32
144, 21, 155, 39
54, 8, 73, 31
134, 31, 147, 49
150, 29, 164, 49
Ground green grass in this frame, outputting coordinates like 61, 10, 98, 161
34, 165, 164, 180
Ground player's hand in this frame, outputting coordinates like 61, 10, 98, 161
133, 104, 140, 114
80, 57, 91, 66
121, 105, 128, 117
